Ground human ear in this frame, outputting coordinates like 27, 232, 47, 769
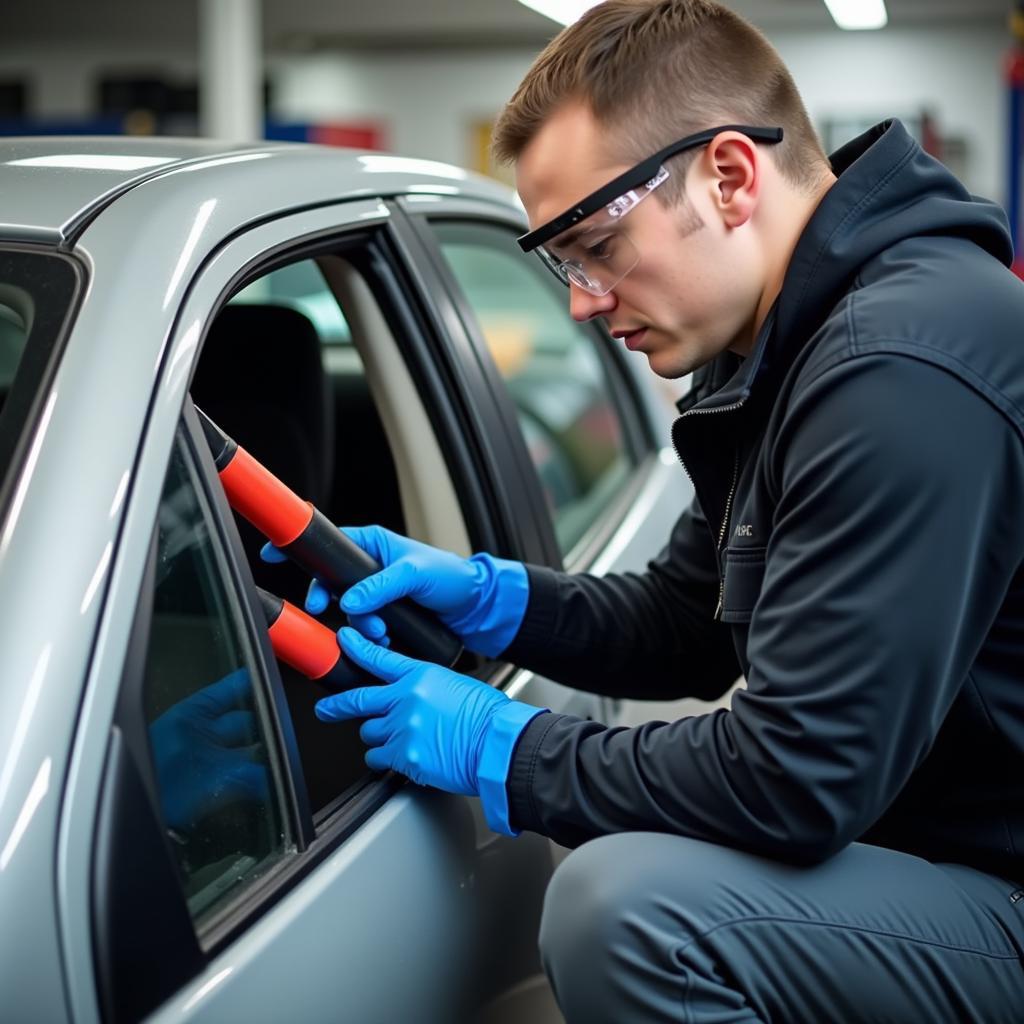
703, 132, 759, 229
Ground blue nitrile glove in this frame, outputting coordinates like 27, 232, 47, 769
317, 628, 547, 835
149, 668, 269, 833
261, 525, 529, 658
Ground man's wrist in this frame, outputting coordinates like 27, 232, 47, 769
452, 555, 530, 658
477, 700, 548, 835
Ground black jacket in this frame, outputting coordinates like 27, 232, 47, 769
503, 120, 1024, 881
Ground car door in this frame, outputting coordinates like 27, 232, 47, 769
57, 196, 575, 1024
395, 198, 695, 729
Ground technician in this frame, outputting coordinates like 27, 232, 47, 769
271, 2, 1024, 1019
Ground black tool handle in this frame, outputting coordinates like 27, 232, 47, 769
281, 507, 463, 667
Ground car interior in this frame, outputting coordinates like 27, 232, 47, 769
0, 291, 32, 456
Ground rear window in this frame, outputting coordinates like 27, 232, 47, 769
0, 249, 81, 511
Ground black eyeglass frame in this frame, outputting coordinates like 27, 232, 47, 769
517, 125, 784, 253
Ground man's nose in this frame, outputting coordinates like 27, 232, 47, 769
570, 283, 617, 322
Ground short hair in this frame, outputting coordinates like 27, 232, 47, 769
493, 0, 830, 200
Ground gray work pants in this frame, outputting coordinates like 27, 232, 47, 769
539, 834, 1024, 1023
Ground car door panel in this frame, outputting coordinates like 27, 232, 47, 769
147, 789, 479, 1024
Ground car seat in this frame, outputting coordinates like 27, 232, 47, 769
191, 303, 334, 607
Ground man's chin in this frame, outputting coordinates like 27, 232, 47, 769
644, 345, 708, 381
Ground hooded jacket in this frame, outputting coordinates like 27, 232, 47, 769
502, 120, 1024, 881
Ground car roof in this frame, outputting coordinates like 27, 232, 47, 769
0, 135, 521, 245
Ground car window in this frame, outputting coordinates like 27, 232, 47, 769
431, 221, 632, 555
0, 250, 79, 514
141, 434, 290, 924
193, 257, 406, 820
230, 258, 351, 344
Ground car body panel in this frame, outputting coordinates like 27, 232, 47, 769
0, 136, 269, 244
0, 137, 514, 246
146, 790, 479, 1024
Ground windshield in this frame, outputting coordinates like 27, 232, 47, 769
0, 249, 81, 513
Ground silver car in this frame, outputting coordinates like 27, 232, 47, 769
0, 136, 692, 1023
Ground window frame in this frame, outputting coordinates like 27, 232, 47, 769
398, 200, 658, 570
102, 416, 307, 913
94, 419, 306, 1020
175, 216, 512, 825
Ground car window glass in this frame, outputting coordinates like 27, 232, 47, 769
194, 257, 404, 820
231, 259, 351, 344
0, 250, 78, 511
431, 221, 632, 554
142, 436, 289, 923
0, 299, 26, 392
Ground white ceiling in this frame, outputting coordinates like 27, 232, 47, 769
2, 0, 1013, 52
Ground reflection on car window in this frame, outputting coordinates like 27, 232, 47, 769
142, 437, 288, 922
433, 221, 632, 554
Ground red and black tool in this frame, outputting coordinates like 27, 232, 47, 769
195, 404, 463, 668
256, 586, 363, 690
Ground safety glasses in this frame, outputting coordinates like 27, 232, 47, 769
517, 125, 784, 296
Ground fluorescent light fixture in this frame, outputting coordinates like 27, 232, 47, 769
823, 0, 888, 30
518, 0, 602, 27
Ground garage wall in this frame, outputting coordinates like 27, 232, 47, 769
270, 24, 1009, 202
0, 47, 199, 119
1, 22, 1010, 202
773, 25, 1007, 202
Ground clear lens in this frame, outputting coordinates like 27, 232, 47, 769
537, 164, 669, 296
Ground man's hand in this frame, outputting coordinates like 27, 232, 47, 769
261, 525, 529, 658
149, 668, 269, 832
316, 628, 546, 833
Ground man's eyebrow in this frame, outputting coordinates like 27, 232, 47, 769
550, 225, 586, 252
549, 221, 607, 254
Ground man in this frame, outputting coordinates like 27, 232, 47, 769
270, 1, 1024, 1019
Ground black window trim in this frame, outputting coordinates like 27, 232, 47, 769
382, 205, 559, 567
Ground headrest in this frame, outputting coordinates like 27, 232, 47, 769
191, 303, 333, 508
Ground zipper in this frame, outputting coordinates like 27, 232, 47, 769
671, 397, 746, 622
713, 449, 740, 619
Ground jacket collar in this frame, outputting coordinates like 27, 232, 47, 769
678, 118, 1012, 418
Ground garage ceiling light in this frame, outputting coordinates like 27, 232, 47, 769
517, 0, 602, 26
823, 0, 888, 30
